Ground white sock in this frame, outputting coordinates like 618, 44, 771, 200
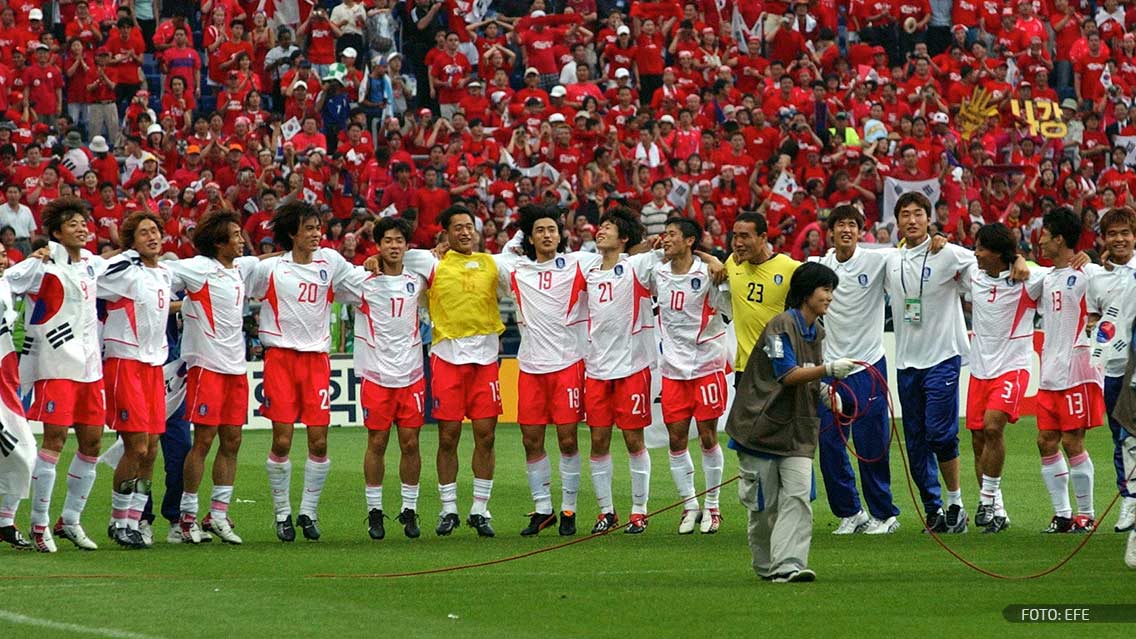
365, 484, 383, 511
470, 478, 493, 517
31, 450, 58, 529
1041, 453, 1072, 518
994, 489, 1006, 517
299, 455, 331, 518
945, 489, 962, 509
629, 449, 651, 515
980, 475, 1000, 506
265, 454, 292, 522
1069, 451, 1095, 518
210, 485, 233, 522
590, 455, 613, 513
0, 494, 20, 527
401, 483, 419, 512
129, 481, 149, 531
99, 438, 124, 470
560, 453, 580, 513
702, 444, 724, 510
669, 449, 698, 512
438, 482, 458, 515
526, 455, 553, 515
61, 453, 98, 525
111, 490, 132, 528
180, 492, 199, 519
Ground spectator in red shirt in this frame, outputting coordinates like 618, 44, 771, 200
105, 17, 144, 112
411, 166, 448, 247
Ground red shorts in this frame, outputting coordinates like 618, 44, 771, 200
1036, 383, 1105, 432
28, 378, 105, 426
517, 362, 585, 426
105, 358, 165, 434
965, 370, 1029, 431
430, 356, 502, 422
185, 367, 249, 427
261, 349, 331, 426
662, 371, 728, 424
362, 378, 426, 430
585, 368, 652, 430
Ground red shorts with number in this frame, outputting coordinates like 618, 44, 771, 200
965, 370, 1029, 431
261, 348, 331, 427
28, 378, 105, 426
185, 367, 249, 427
585, 368, 652, 430
105, 358, 165, 434
430, 356, 502, 422
662, 371, 728, 424
517, 361, 585, 426
362, 378, 426, 430
1036, 383, 1105, 432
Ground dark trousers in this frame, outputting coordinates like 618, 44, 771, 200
897, 356, 961, 516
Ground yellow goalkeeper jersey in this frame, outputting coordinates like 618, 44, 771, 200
726, 253, 801, 371
428, 250, 505, 343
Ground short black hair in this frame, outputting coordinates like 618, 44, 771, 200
665, 216, 701, 243
1042, 206, 1082, 250
41, 196, 89, 242
271, 200, 322, 250
518, 204, 567, 260
375, 216, 412, 243
895, 191, 932, 221
784, 262, 839, 311
598, 207, 644, 250
734, 211, 768, 235
975, 223, 1017, 267
193, 211, 241, 258
827, 204, 864, 230
437, 204, 475, 230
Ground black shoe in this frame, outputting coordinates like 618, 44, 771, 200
276, 515, 296, 542
558, 511, 577, 536
591, 512, 618, 534
975, 503, 994, 528
1070, 515, 1097, 534
982, 515, 1010, 534
296, 514, 321, 541
397, 509, 420, 538
1042, 515, 1073, 533
625, 513, 648, 535
111, 526, 146, 549
944, 505, 968, 533
520, 512, 556, 536
436, 512, 460, 536
368, 509, 386, 540
467, 514, 496, 538
0, 525, 31, 549
922, 510, 947, 534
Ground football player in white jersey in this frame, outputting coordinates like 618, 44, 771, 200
1084, 207, 1136, 532
585, 207, 661, 535
965, 223, 1044, 533
97, 213, 174, 549
339, 217, 429, 540
503, 206, 596, 537
253, 201, 354, 543
166, 212, 261, 545
6, 197, 109, 552
1031, 207, 1106, 533
654, 217, 730, 534
0, 244, 34, 550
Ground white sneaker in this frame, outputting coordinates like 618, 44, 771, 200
1127, 531, 1136, 569
699, 508, 722, 534
33, 529, 57, 553
832, 511, 870, 535
178, 515, 202, 544
166, 524, 183, 544
864, 516, 900, 535
205, 516, 243, 545
138, 521, 154, 547
1116, 498, 1136, 533
678, 509, 700, 534
55, 521, 98, 550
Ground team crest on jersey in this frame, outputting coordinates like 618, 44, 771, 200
1098, 321, 1117, 343
691, 277, 701, 290
1066, 275, 1077, 287
120, 409, 129, 422
198, 404, 208, 417
857, 273, 869, 287
406, 282, 416, 293
555, 257, 566, 269
45, 400, 55, 414
87, 265, 94, 277
773, 274, 783, 285
614, 264, 624, 276
319, 269, 328, 282
363, 408, 370, 420
922, 267, 932, 281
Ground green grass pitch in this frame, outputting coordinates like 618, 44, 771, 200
0, 419, 1130, 638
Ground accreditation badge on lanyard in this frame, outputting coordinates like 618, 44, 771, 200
900, 249, 929, 325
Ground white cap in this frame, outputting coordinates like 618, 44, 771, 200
549, 113, 566, 123
659, 114, 675, 125
574, 110, 588, 119
89, 136, 109, 153
615, 68, 630, 79
531, 10, 546, 17
342, 47, 357, 59
28, 8, 42, 20
294, 80, 308, 90
550, 85, 567, 97
146, 123, 163, 135
490, 90, 507, 103
617, 25, 630, 35
468, 79, 483, 88
525, 67, 540, 76
931, 112, 949, 124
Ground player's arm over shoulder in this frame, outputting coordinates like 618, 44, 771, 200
403, 248, 438, 281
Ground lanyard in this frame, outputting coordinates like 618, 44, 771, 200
899, 246, 930, 299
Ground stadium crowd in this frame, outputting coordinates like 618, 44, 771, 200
0, 0, 1136, 584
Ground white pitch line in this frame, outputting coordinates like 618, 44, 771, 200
0, 609, 164, 639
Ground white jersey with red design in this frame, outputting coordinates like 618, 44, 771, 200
584, 252, 660, 380
967, 268, 1041, 380
502, 251, 598, 375
1086, 258, 1136, 378
167, 255, 259, 376
250, 248, 353, 353
0, 277, 34, 499
653, 256, 730, 380
337, 266, 427, 388
1028, 264, 1105, 390
5, 242, 106, 384
97, 250, 173, 366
